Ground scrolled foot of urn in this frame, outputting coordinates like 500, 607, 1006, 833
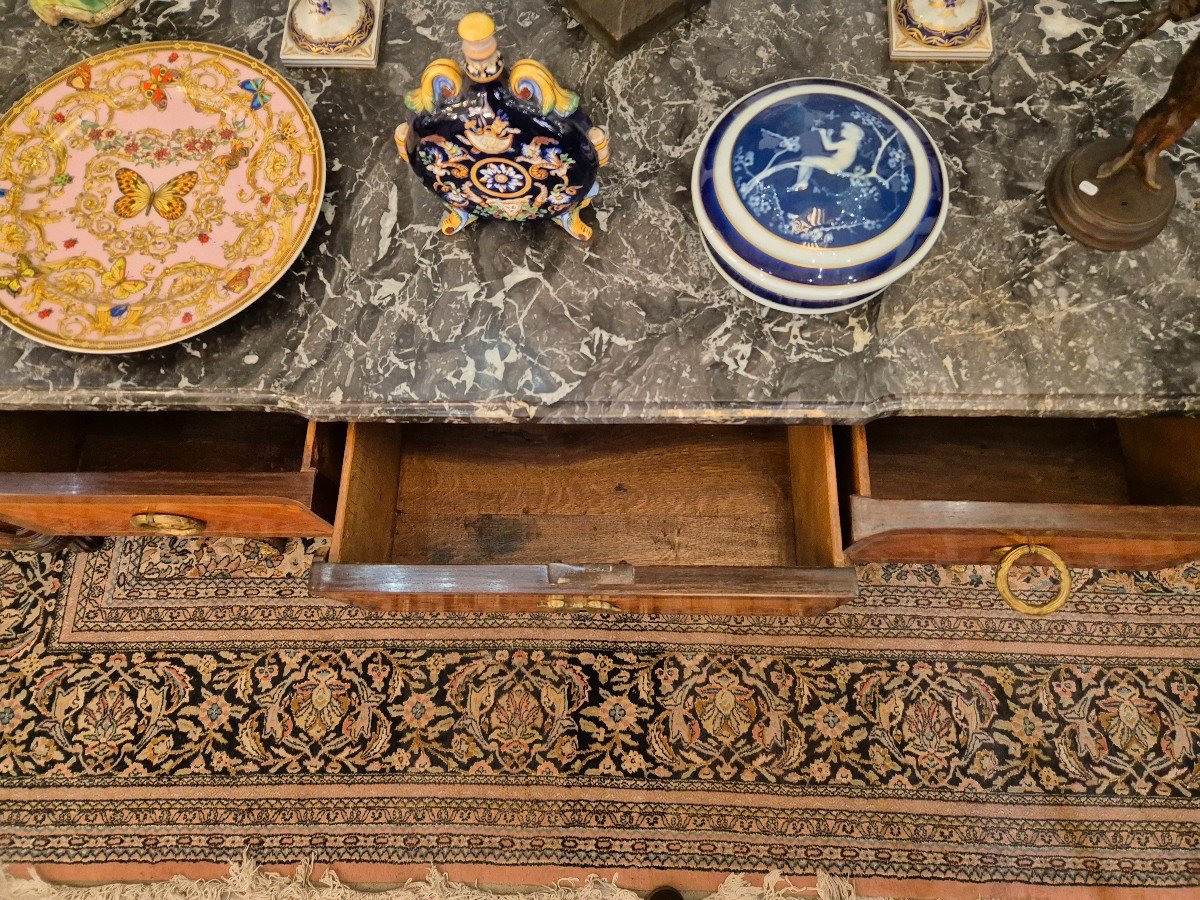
394, 123, 410, 161
440, 206, 477, 236
555, 202, 593, 241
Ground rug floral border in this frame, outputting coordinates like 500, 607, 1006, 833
2, 541, 1199, 893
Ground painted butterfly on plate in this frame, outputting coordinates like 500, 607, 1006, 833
100, 257, 148, 301
223, 266, 251, 293
1, 255, 35, 297
213, 140, 251, 170
68, 63, 92, 91
239, 79, 271, 111
141, 65, 179, 111
113, 168, 199, 221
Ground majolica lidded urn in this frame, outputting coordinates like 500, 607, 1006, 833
394, 12, 610, 240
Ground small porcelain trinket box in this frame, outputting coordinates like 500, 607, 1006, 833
395, 13, 610, 240
280, 0, 383, 69
693, 78, 948, 314
889, 0, 993, 62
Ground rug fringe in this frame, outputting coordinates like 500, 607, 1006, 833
0, 862, 885, 900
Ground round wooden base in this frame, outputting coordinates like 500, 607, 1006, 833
1045, 137, 1176, 251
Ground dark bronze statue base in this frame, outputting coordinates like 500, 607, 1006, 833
561, 0, 709, 56
1046, 137, 1176, 251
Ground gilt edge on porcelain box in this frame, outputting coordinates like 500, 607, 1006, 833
889, 0, 994, 62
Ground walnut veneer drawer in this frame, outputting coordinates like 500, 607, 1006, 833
840, 417, 1200, 570
309, 423, 857, 617
0, 411, 342, 540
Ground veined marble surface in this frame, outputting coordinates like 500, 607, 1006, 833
0, 0, 1196, 423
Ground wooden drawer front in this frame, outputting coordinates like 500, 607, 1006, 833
311, 422, 858, 617
0, 412, 344, 539
0, 473, 333, 538
842, 417, 1200, 571
846, 497, 1200, 569
312, 563, 858, 617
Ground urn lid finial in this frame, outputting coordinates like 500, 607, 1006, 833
457, 12, 494, 42
458, 12, 502, 82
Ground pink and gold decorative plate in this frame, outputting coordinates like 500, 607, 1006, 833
0, 41, 325, 353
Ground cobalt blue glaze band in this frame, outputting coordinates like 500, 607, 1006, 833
699, 238, 880, 313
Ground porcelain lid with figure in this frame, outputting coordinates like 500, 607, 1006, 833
693, 78, 948, 314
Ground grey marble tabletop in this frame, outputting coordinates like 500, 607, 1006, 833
0, 0, 1197, 423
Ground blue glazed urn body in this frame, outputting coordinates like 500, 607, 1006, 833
395, 13, 610, 240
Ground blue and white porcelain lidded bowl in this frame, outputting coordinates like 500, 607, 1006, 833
693, 79, 948, 314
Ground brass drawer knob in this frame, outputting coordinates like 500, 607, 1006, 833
996, 543, 1071, 616
130, 513, 207, 537
541, 597, 622, 613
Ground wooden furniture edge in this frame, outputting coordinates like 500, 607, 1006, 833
330, 422, 404, 564
850, 495, 1200, 540
787, 424, 846, 567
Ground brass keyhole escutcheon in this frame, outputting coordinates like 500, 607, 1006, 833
996, 544, 1071, 616
130, 513, 207, 538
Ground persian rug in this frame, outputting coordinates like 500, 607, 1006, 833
1, 863, 873, 900
1, 538, 1199, 900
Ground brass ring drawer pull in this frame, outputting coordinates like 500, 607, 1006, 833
130, 513, 207, 537
541, 597, 622, 613
996, 543, 1071, 616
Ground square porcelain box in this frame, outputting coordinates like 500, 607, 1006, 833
280, 0, 383, 69
889, 0, 993, 62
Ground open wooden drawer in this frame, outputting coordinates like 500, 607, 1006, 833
0, 411, 343, 543
838, 417, 1200, 610
310, 423, 858, 616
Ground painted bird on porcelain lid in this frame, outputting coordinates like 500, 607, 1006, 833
693, 78, 948, 314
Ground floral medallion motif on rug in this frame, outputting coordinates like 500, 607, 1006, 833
2, 538, 1199, 899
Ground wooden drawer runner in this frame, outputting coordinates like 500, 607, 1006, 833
310, 422, 858, 617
